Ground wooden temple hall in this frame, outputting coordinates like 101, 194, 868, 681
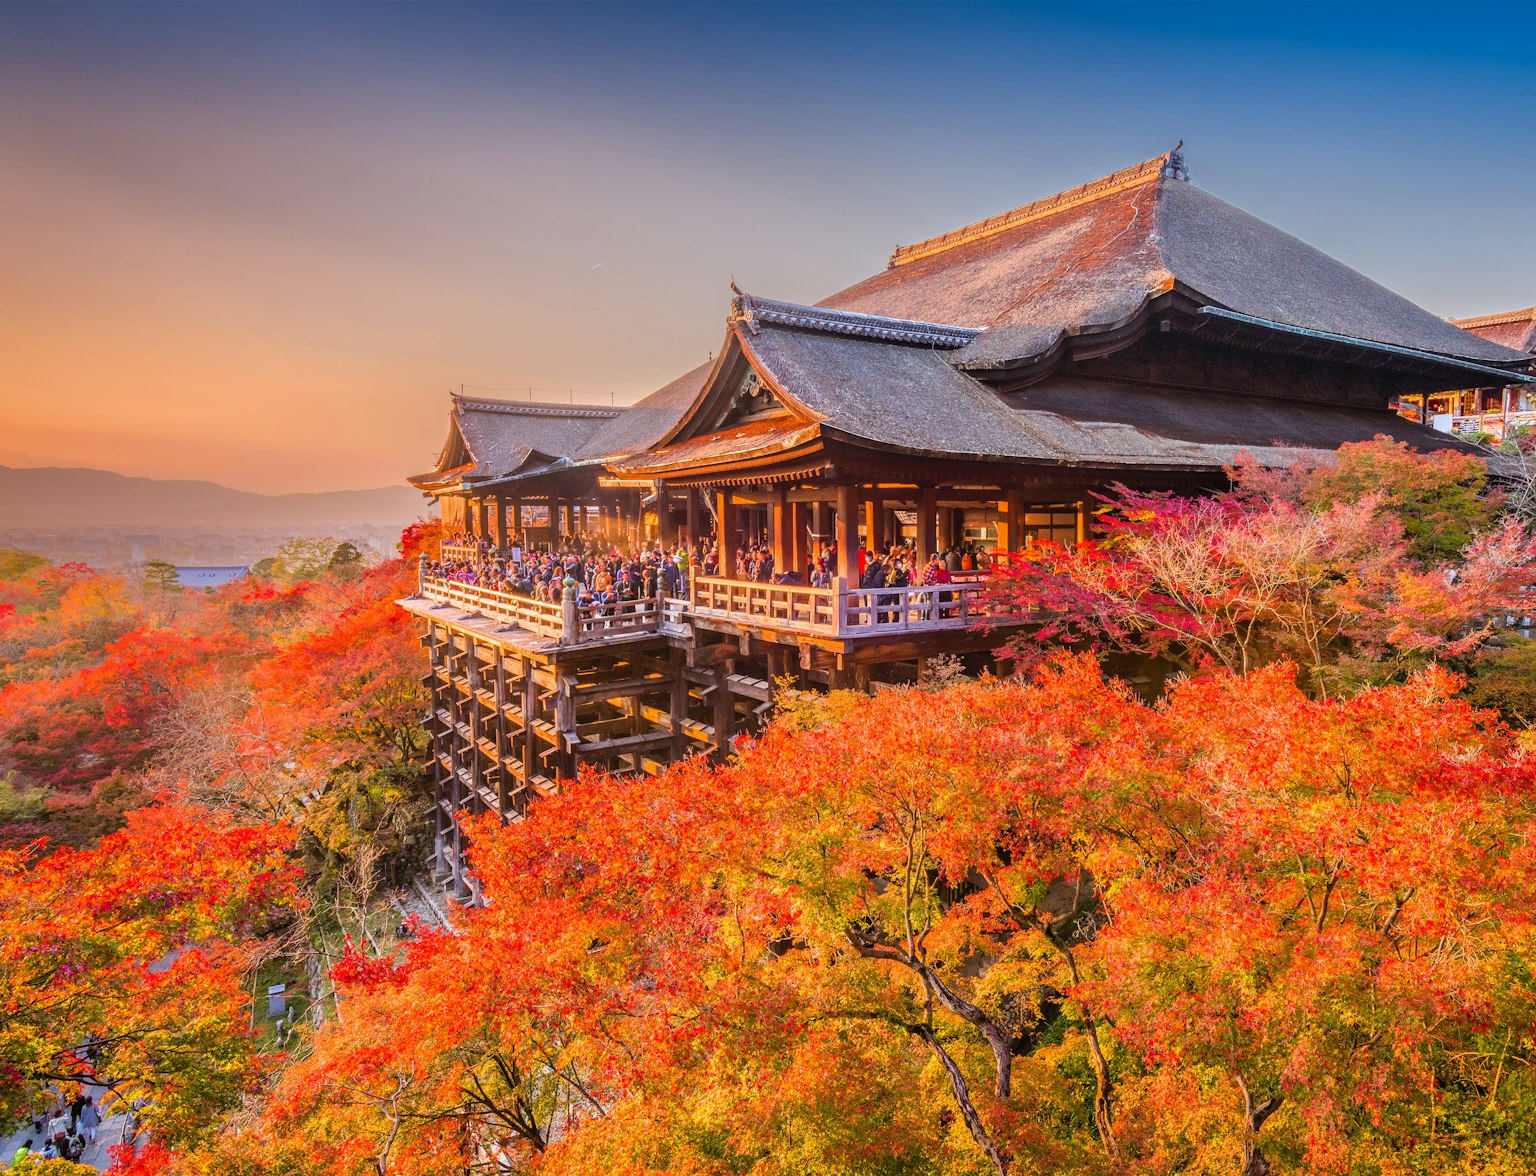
401, 148, 1533, 896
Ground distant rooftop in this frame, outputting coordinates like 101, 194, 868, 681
173, 565, 250, 588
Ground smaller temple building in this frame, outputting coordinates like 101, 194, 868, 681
1398, 306, 1536, 442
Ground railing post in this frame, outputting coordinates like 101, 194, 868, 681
834, 576, 848, 636
561, 576, 577, 645
417, 553, 428, 597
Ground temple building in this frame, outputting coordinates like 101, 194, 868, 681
1397, 306, 1536, 442
402, 149, 1533, 896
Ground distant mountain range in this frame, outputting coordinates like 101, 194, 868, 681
0, 466, 426, 528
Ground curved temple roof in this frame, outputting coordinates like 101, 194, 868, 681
407, 395, 619, 492
413, 150, 1530, 493
820, 151, 1528, 373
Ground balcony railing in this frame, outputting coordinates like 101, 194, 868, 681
690, 575, 993, 636
420, 571, 1001, 645
422, 575, 660, 643
440, 542, 488, 562
1433, 409, 1536, 442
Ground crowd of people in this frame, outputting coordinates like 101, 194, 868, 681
427, 530, 999, 610
429, 532, 699, 608
11, 1092, 102, 1164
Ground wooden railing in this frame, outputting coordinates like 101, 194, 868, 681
423, 575, 662, 644
691, 577, 841, 631
440, 542, 488, 562
690, 576, 995, 636
424, 576, 568, 639
422, 573, 1003, 644
839, 581, 993, 635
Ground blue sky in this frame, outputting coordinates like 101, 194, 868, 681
1, 1, 1531, 491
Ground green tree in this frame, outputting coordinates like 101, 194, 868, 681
327, 540, 366, 581
268, 537, 342, 583
0, 550, 48, 583
142, 561, 182, 593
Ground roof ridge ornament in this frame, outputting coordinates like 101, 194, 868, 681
730, 291, 982, 348
1162, 140, 1189, 182
729, 279, 761, 335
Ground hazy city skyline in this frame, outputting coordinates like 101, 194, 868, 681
2, 1, 1533, 493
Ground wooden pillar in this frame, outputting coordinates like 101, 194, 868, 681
998, 489, 1022, 552
711, 662, 734, 763
1075, 500, 1088, 546
864, 491, 885, 553
918, 485, 938, 561
811, 501, 825, 558
771, 485, 790, 575
790, 499, 809, 579
669, 649, 689, 759
716, 490, 732, 557
658, 485, 676, 546
686, 488, 701, 546
521, 662, 537, 796
835, 484, 858, 583
510, 500, 523, 539
491, 493, 507, 550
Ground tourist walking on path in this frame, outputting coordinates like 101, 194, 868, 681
79, 1098, 100, 1144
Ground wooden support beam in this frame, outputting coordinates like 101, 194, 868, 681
568, 675, 671, 699
918, 485, 938, 561
835, 484, 858, 583
577, 730, 677, 756
491, 493, 507, 550
865, 492, 885, 553
771, 485, 790, 577
711, 662, 733, 763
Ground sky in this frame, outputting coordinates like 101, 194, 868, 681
1, 1, 1533, 494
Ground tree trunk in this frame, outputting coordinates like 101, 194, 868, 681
910, 1024, 1009, 1176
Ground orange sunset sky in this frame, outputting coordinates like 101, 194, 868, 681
2, 3, 1532, 494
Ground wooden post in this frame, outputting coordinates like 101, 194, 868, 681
494, 650, 508, 816
491, 493, 507, 550
657, 484, 676, 546
999, 489, 1022, 552
1075, 499, 1088, 546
669, 649, 689, 759
835, 484, 858, 583
789, 498, 808, 579
560, 576, 578, 645
510, 500, 523, 542
555, 674, 576, 782
771, 485, 790, 577
686, 488, 701, 546
521, 661, 537, 797
716, 489, 732, 557
918, 485, 938, 561
711, 662, 733, 763
865, 491, 885, 553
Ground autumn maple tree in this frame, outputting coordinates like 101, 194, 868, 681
0, 804, 300, 1147
180, 656, 1536, 1176
985, 438, 1536, 698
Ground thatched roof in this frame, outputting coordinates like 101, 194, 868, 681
819, 151, 1528, 374
618, 304, 1493, 478
407, 395, 620, 491
1453, 306, 1536, 356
